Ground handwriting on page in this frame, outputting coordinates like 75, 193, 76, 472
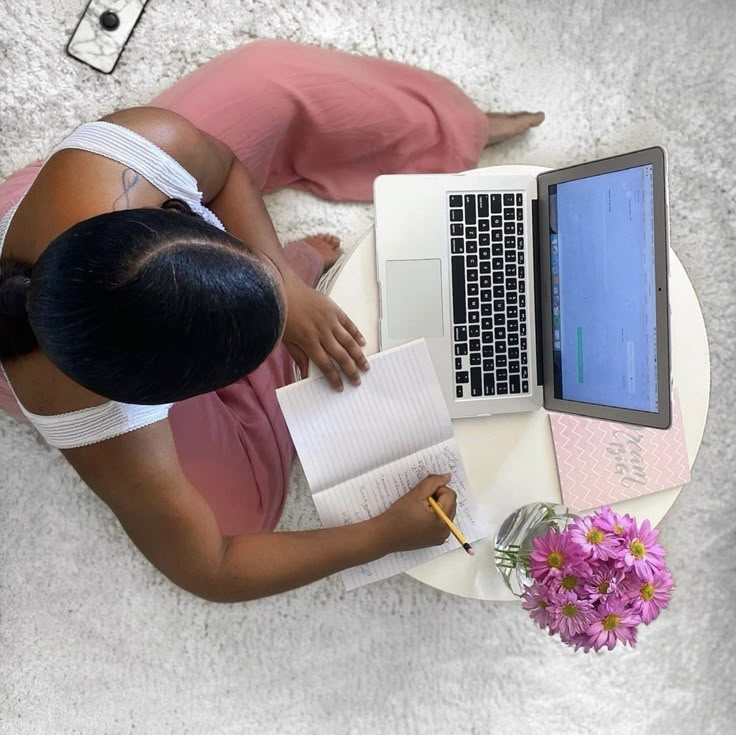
606, 427, 648, 488
549, 390, 690, 511
314, 439, 488, 591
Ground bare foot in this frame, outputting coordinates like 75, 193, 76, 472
485, 111, 545, 146
303, 233, 343, 273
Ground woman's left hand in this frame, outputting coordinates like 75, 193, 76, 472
282, 279, 369, 391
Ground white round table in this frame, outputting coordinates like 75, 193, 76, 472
321, 166, 711, 601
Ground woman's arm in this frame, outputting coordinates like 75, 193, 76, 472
196, 131, 371, 390
63, 423, 392, 602
216, 519, 389, 602
199, 136, 301, 284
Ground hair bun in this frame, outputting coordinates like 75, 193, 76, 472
0, 272, 32, 317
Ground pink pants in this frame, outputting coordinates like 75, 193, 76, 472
0, 39, 489, 534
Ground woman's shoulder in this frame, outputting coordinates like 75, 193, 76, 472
98, 107, 234, 201
8, 106, 230, 236
2, 350, 110, 418
2, 108, 200, 259
98, 106, 203, 153
2, 147, 164, 266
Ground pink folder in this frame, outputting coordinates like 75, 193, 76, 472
549, 391, 690, 512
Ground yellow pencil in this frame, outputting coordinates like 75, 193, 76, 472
427, 496, 475, 556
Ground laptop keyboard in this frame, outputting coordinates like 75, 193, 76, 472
448, 192, 530, 399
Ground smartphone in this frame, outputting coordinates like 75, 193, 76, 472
66, 0, 149, 74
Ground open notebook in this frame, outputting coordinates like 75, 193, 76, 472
276, 339, 489, 590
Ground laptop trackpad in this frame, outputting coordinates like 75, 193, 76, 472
385, 259, 444, 339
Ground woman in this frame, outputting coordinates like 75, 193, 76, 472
0, 39, 543, 602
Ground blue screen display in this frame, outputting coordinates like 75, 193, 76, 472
549, 165, 658, 412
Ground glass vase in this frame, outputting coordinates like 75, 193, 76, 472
494, 502, 577, 597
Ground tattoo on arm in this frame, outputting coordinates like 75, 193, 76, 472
112, 168, 141, 211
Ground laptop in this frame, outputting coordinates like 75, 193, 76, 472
374, 147, 672, 429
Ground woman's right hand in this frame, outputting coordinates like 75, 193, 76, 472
374, 474, 458, 553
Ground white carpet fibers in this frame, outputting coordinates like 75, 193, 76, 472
1, 1, 735, 733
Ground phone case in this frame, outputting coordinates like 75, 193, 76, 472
66, 0, 149, 74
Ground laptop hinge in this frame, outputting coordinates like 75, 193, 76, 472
532, 198, 544, 386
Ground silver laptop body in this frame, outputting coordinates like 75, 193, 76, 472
375, 171, 542, 419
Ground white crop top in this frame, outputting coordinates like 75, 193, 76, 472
0, 120, 226, 449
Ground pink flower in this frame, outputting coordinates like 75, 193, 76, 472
521, 581, 554, 630
586, 598, 641, 651
624, 568, 674, 623
583, 567, 624, 603
549, 591, 595, 638
618, 519, 667, 581
555, 570, 588, 596
540, 567, 589, 597
569, 515, 620, 561
595, 506, 635, 543
530, 529, 591, 581
560, 631, 594, 653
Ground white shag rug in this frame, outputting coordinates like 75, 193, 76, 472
1, 1, 735, 733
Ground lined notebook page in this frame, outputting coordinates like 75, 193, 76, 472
318, 439, 488, 590
277, 339, 489, 590
277, 340, 453, 493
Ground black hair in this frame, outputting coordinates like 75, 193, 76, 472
0, 202, 285, 405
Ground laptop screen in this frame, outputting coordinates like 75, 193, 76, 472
548, 164, 658, 412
